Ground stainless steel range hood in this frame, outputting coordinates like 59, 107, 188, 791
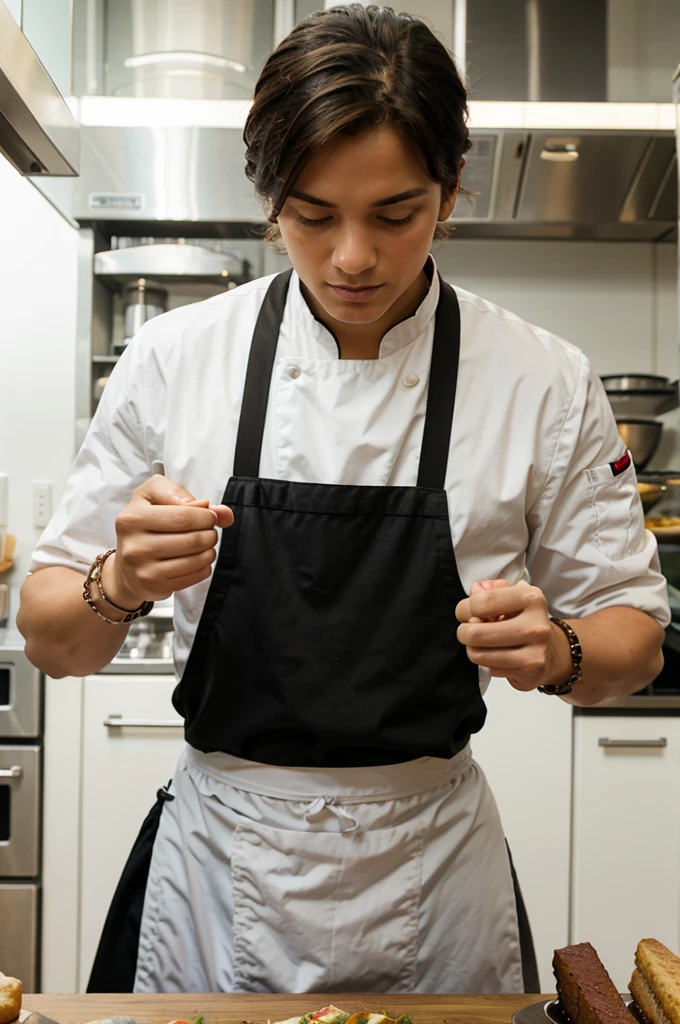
0, 0, 79, 176
70, 97, 677, 241
452, 102, 678, 241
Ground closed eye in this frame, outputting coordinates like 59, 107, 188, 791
297, 214, 333, 227
378, 213, 415, 226
297, 212, 416, 228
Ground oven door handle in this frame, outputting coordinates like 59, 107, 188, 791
104, 714, 184, 729
0, 765, 23, 779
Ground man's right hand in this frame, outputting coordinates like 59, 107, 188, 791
102, 475, 234, 608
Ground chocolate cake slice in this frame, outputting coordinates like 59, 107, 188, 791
553, 942, 637, 1024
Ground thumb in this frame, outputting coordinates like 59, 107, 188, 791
209, 504, 235, 528
137, 474, 198, 506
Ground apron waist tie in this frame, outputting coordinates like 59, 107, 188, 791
304, 795, 359, 833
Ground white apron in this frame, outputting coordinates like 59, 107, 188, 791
133, 743, 525, 994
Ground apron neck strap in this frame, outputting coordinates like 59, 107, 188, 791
233, 269, 461, 490
416, 277, 461, 489
233, 269, 294, 478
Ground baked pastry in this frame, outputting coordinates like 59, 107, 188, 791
0, 971, 21, 1024
553, 942, 636, 1024
629, 938, 680, 1024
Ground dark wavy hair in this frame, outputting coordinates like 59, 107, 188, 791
244, 4, 471, 250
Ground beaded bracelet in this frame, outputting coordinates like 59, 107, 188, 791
82, 549, 154, 625
537, 617, 583, 695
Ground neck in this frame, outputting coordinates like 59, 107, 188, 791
301, 269, 431, 359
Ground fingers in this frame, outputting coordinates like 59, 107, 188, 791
113, 476, 233, 602
125, 528, 220, 563
118, 502, 219, 534
124, 547, 217, 600
457, 618, 551, 649
468, 580, 543, 622
470, 579, 513, 596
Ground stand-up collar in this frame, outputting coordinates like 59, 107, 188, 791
288, 255, 440, 359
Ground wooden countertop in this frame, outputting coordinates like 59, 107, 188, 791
24, 993, 550, 1024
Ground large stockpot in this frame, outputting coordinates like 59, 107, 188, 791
120, 278, 168, 350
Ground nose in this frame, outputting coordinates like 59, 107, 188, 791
331, 224, 378, 277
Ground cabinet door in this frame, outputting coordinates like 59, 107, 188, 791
471, 680, 572, 992
572, 715, 680, 991
78, 674, 185, 992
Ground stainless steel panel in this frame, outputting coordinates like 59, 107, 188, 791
0, 884, 38, 992
104, 0, 274, 100
94, 243, 248, 283
516, 132, 653, 224
466, 0, 606, 101
620, 136, 677, 223
452, 135, 496, 220
0, 746, 40, 877
0, 646, 41, 739
0, 0, 79, 175
73, 125, 262, 222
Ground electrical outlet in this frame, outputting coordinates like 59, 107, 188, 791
33, 481, 52, 528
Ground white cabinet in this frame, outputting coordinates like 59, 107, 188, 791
78, 674, 185, 991
471, 680, 573, 992
41, 673, 184, 993
572, 714, 680, 992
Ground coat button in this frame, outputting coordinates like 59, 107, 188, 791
287, 365, 301, 379
403, 373, 420, 387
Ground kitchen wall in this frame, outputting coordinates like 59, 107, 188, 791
0, 157, 79, 619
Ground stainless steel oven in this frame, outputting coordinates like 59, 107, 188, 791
0, 631, 42, 992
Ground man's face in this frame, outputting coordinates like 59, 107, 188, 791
277, 127, 458, 329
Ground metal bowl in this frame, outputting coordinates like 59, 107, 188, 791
616, 419, 663, 471
602, 374, 673, 391
602, 375, 679, 418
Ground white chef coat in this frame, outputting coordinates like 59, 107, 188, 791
30, 257, 671, 683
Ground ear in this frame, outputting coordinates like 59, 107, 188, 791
438, 158, 466, 221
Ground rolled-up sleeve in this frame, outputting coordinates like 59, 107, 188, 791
29, 339, 151, 577
526, 353, 670, 627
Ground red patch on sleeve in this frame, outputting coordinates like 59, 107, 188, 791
610, 451, 632, 476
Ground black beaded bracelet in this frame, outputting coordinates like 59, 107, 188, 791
537, 617, 583, 695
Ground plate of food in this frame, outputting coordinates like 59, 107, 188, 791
644, 516, 680, 541
265, 1009, 413, 1024
513, 937, 680, 1024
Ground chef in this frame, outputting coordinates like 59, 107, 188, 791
20, 3, 668, 999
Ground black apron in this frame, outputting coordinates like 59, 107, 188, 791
172, 269, 486, 767
88, 269, 539, 992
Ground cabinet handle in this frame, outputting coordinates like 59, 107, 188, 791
104, 715, 184, 729
598, 737, 667, 749
0, 765, 23, 779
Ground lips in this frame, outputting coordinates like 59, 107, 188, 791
328, 283, 384, 302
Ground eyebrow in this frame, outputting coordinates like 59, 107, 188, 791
287, 187, 429, 209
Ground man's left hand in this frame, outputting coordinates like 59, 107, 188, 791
455, 579, 572, 692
